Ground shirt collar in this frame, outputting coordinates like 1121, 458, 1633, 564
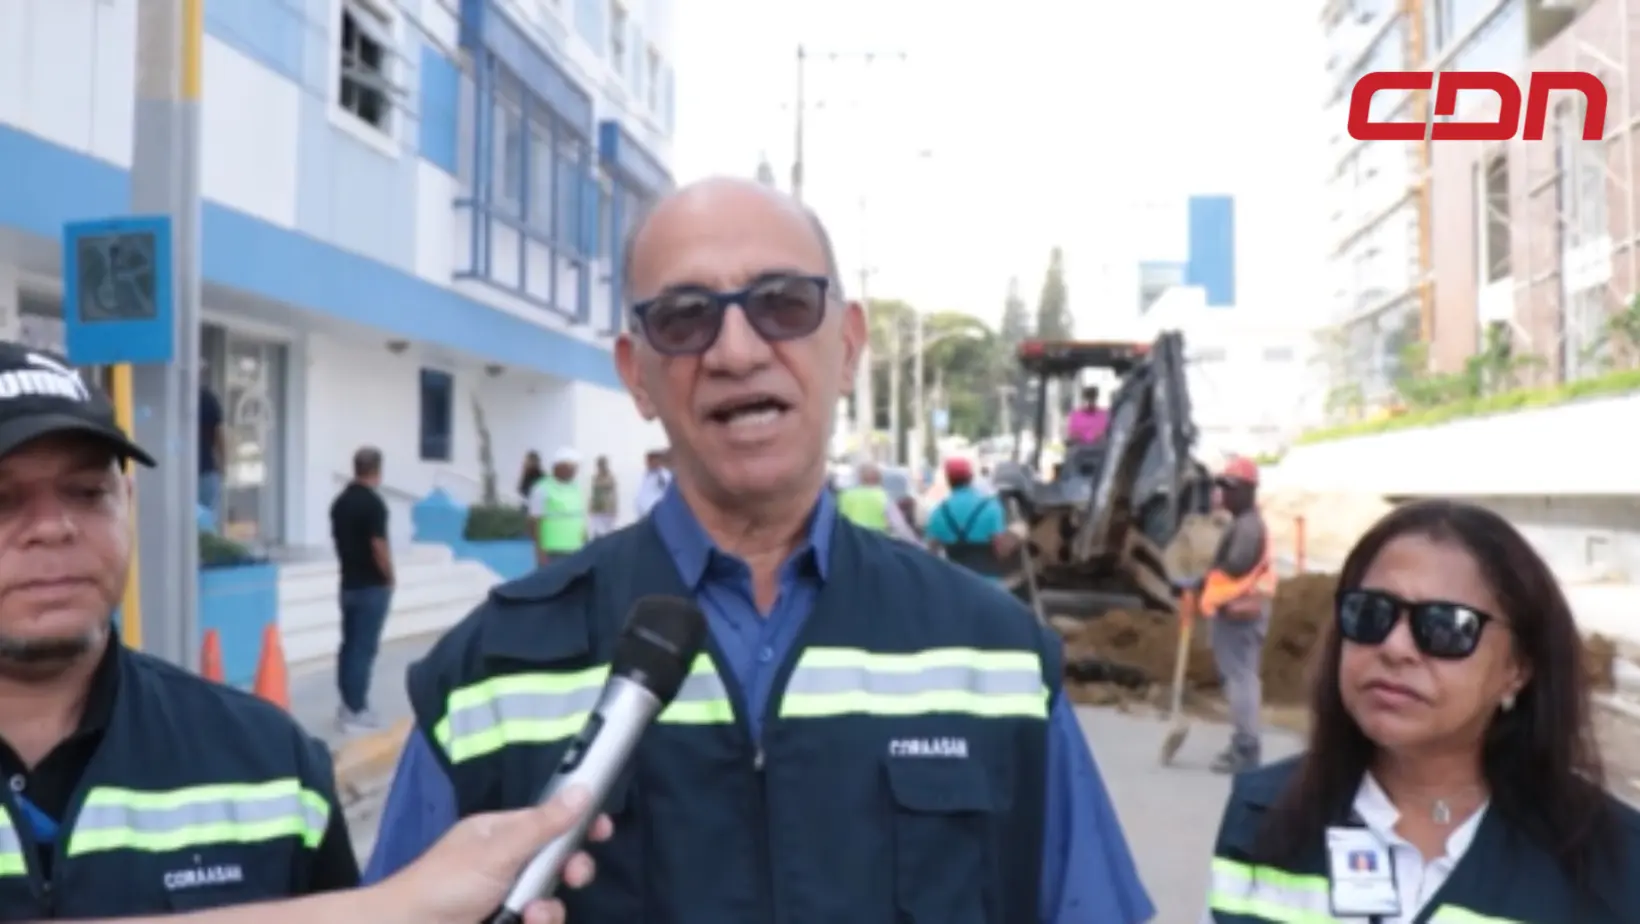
652, 484, 835, 587
1354, 772, 1487, 860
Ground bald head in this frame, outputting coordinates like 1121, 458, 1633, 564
622, 178, 842, 311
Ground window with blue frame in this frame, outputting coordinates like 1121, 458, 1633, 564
419, 368, 454, 462
493, 74, 524, 215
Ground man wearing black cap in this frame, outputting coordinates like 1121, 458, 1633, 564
0, 344, 358, 916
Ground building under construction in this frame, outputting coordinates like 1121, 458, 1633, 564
1320, 0, 1638, 402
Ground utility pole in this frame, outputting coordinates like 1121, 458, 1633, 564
791, 45, 807, 201
788, 47, 907, 204
130, 0, 204, 668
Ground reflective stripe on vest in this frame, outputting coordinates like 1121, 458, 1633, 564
837, 486, 889, 531
538, 480, 585, 552
434, 647, 1049, 764
0, 816, 22, 877
1207, 857, 1331, 922
65, 779, 331, 857
1428, 906, 1524, 924
1201, 532, 1278, 618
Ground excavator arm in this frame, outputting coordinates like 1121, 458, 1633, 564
1071, 331, 1214, 610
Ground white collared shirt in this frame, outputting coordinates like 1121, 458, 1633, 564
1201, 773, 1487, 923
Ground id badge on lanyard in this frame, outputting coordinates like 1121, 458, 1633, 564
1325, 826, 1401, 920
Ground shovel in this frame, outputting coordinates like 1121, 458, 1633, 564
1159, 585, 1200, 766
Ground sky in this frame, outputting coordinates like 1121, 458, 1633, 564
668, 0, 1334, 333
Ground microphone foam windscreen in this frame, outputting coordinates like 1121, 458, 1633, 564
612, 595, 709, 704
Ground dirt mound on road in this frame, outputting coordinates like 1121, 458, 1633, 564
1057, 570, 1620, 707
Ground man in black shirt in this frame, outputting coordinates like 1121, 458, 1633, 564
329, 446, 394, 731
198, 381, 224, 526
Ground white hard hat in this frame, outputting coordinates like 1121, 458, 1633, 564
552, 447, 581, 466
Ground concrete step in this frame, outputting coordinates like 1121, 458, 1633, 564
278, 543, 501, 665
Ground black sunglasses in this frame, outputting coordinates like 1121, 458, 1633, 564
1336, 588, 1498, 660
630, 273, 830, 356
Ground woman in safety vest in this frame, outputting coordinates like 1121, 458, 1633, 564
1201, 499, 1640, 923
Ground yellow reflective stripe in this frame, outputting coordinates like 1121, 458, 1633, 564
0, 814, 23, 877
1207, 857, 1334, 923
1429, 907, 1524, 924
777, 647, 1048, 720
435, 656, 734, 764
67, 779, 330, 856
434, 645, 1048, 763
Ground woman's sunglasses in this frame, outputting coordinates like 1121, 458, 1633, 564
631, 273, 830, 356
1336, 588, 1497, 660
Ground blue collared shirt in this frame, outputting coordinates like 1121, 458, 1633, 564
366, 487, 1153, 924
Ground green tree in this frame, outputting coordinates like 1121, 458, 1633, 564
999, 276, 1031, 348
1034, 247, 1072, 340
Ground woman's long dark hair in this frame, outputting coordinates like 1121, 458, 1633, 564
1256, 499, 1617, 886
517, 452, 545, 500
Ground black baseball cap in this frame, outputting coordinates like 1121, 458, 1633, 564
0, 342, 156, 467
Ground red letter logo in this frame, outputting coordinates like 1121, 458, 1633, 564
1347, 71, 1608, 141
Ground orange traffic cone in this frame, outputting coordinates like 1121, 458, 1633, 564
252, 623, 290, 709
200, 629, 224, 683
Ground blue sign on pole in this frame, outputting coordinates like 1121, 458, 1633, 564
62, 216, 176, 366
932, 408, 950, 433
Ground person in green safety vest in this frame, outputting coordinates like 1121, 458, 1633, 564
527, 447, 587, 566
837, 461, 918, 541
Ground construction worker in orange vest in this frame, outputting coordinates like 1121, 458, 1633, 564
1198, 455, 1278, 774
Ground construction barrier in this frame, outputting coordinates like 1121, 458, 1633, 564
253, 622, 290, 709
199, 629, 224, 683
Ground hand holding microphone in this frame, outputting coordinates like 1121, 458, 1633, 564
488, 595, 710, 924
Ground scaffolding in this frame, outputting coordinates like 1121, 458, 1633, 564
1501, 0, 1637, 384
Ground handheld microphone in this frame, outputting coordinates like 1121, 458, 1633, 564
488, 595, 709, 924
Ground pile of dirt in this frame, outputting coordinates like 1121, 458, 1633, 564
1056, 570, 1621, 707
1163, 512, 1230, 579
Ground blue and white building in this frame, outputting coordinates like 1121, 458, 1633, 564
0, 0, 677, 554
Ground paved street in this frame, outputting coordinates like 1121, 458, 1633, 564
288, 631, 1302, 918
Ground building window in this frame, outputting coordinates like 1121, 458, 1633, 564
1555, 99, 1609, 248
493, 75, 525, 214
608, 1, 627, 72
1262, 346, 1295, 363
528, 117, 556, 231
646, 47, 661, 111
419, 368, 454, 462
1480, 154, 1510, 282
1191, 347, 1227, 364
338, 0, 395, 135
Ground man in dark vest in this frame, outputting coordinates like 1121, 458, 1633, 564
363, 178, 1154, 923
0, 343, 358, 917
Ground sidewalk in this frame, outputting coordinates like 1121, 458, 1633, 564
289, 632, 442, 799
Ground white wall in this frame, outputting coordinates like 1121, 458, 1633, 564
1271, 392, 1640, 497
0, 0, 299, 231
293, 331, 580, 547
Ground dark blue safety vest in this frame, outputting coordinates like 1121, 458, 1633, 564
408, 517, 1060, 924
0, 645, 348, 920
1209, 757, 1640, 923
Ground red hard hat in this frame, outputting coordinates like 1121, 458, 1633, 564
1220, 456, 1259, 485
943, 457, 973, 481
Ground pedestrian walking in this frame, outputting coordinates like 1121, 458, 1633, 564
634, 447, 671, 518
329, 446, 394, 731
364, 177, 1153, 923
837, 460, 918, 542
1201, 499, 1640, 923
925, 456, 1015, 583
588, 454, 618, 537
527, 447, 586, 566
0, 342, 357, 917
1197, 455, 1276, 774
